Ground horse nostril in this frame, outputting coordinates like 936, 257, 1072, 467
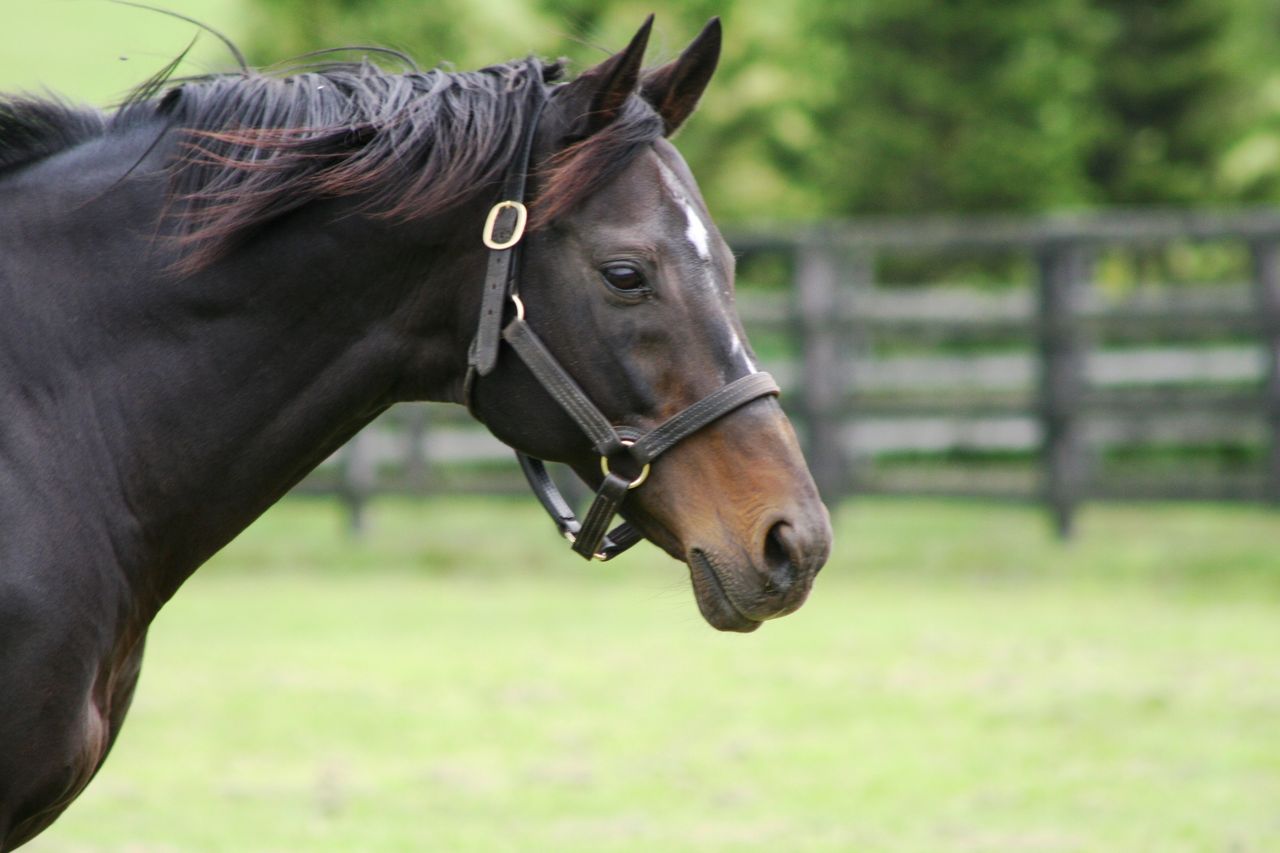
763, 521, 798, 594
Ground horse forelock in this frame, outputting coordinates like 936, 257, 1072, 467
531, 93, 665, 230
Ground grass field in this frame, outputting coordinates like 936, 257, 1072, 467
23, 496, 1280, 852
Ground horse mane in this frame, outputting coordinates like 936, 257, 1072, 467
0, 98, 107, 173
0, 52, 666, 272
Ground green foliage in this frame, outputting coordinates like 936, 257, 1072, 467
1088, 0, 1239, 204
8, 0, 1278, 221
801, 0, 1109, 216
217, 1, 1280, 220
1218, 0, 1280, 199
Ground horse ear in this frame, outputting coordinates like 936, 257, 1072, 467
640, 17, 721, 136
558, 15, 653, 139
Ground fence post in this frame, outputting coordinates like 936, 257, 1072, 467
1250, 239, 1280, 504
403, 404, 431, 493
794, 236, 859, 498
1035, 241, 1092, 538
337, 428, 377, 535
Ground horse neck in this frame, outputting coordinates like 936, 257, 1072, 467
1, 136, 482, 612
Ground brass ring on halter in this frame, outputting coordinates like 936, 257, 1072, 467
600, 440, 650, 490
511, 293, 526, 321
482, 200, 528, 250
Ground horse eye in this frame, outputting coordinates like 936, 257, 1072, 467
600, 263, 647, 294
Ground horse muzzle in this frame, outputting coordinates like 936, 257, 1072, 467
686, 515, 831, 633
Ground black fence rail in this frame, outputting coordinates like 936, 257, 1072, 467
302, 208, 1280, 536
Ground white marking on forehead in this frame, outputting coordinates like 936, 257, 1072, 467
682, 201, 711, 261
655, 152, 756, 376
729, 328, 758, 374
656, 157, 712, 262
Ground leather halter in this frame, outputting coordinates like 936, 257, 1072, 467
464, 75, 780, 561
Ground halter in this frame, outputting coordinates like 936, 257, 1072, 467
464, 74, 780, 561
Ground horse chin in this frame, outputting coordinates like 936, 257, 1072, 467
618, 507, 820, 633
687, 550, 764, 633
610, 511, 755, 631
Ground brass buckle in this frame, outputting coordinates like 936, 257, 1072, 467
600, 440, 650, 490
482, 200, 528, 250
564, 530, 607, 562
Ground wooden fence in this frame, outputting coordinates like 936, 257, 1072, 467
302, 208, 1280, 536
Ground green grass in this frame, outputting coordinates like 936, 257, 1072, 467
0, 0, 246, 107
25, 497, 1280, 852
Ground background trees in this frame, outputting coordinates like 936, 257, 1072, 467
245, 0, 1280, 224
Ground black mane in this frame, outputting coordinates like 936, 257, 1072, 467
0, 53, 666, 271
0, 98, 107, 173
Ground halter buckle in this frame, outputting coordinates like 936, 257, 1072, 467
482, 200, 528, 250
601, 440, 650, 490
563, 530, 607, 561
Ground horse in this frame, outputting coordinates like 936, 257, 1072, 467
0, 16, 832, 848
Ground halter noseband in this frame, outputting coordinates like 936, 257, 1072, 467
464, 74, 780, 561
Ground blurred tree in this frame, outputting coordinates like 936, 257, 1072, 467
243, 0, 1272, 222
244, 0, 798, 220
800, 0, 1109, 216
1087, 0, 1240, 205
1217, 0, 1280, 200
245, 0, 547, 70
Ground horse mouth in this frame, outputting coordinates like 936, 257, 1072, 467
687, 550, 763, 633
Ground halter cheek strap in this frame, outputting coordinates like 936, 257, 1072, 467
464, 69, 781, 561
469, 79, 547, 378
502, 305, 779, 559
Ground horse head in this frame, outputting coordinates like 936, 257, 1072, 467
468, 18, 833, 631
